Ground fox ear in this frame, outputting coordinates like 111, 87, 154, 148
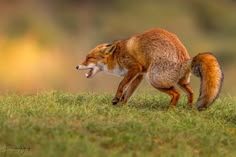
102, 43, 117, 55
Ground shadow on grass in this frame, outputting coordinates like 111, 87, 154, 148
124, 95, 192, 112
126, 96, 171, 111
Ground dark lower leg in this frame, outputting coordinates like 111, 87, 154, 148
178, 83, 194, 107
158, 87, 180, 109
120, 75, 143, 103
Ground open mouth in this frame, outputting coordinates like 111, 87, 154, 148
76, 65, 100, 78
85, 68, 93, 78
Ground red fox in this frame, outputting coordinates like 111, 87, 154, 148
76, 28, 224, 111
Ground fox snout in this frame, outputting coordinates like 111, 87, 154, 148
76, 65, 91, 70
76, 63, 101, 78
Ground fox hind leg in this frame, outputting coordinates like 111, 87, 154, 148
157, 87, 180, 109
178, 73, 194, 107
147, 63, 181, 109
178, 83, 194, 107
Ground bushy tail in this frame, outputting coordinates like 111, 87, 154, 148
191, 53, 224, 111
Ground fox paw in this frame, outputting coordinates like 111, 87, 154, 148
112, 97, 120, 105
119, 94, 125, 102
119, 95, 128, 104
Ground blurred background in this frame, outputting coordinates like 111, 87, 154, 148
0, 0, 235, 95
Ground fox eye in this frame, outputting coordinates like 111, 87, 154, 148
87, 56, 94, 60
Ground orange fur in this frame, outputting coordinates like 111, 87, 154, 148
191, 53, 223, 110
77, 28, 223, 110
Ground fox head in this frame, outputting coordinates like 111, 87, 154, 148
76, 43, 117, 78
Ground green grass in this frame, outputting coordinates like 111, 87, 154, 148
0, 91, 235, 157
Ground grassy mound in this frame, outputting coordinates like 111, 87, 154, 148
0, 91, 235, 157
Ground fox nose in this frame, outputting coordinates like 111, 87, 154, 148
76, 66, 79, 69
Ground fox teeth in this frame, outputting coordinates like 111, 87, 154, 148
85, 74, 89, 77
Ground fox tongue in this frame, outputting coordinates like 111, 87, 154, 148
85, 69, 93, 78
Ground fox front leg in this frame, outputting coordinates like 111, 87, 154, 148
119, 74, 143, 104
112, 69, 142, 105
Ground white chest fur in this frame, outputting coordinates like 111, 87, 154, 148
101, 64, 128, 77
